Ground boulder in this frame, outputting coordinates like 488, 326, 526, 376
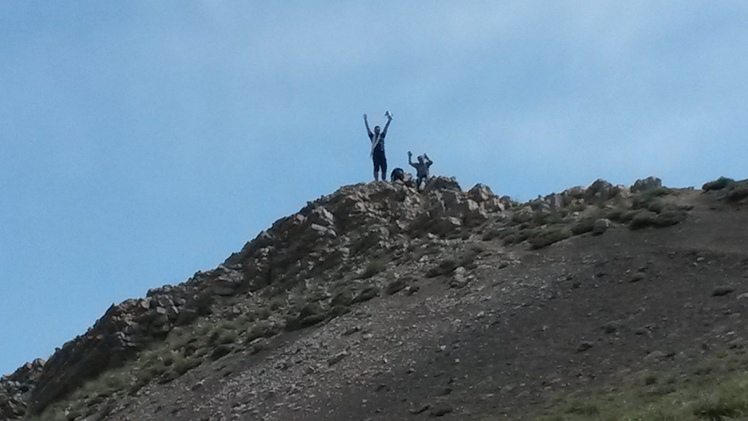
308, 206, 335, 227
631, 176, 662, 193
512, 207, 534, 224
562, 186, 586, 203
422, 176, 462, 194
210, 266, 245, 296
585, 179, 615, 202
467, 183, 495, 203
592, 218, 611, 235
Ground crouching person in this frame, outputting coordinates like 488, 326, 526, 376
408, 151, 433, 191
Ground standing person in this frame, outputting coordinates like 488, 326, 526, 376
408, 151, 433, 191
364, 111, 393, 181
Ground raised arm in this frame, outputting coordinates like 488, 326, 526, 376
408, 151, 416, 167
363, 114, 373, 137
424, 153, 433, 165
381, 112, 393, 136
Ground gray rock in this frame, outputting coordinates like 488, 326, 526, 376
450, 267, 470, 289
430, 404, 453, 417
576, 341, 594, 353
327, 351, 348, 366
630, 272, 646, 283
585, 179, 617, 202
631, 176, 662, 193
592, 218, 611, 235
467, 183, 494, 203
713, 286, 735, 297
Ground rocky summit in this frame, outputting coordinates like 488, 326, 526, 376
4, 175, 748, 421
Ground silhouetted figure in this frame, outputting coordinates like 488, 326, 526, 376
364, 111, 393, 181
408, 151, 433, 191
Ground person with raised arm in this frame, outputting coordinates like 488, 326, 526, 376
363, 111, 393, 181
408, 151, 433, 191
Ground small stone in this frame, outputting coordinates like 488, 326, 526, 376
409, 404, 430, 415
630, 272, 646, 283
327, 351, 348, 366
342, 326, 361, 336
430, 404, 453, 417
713, 286, 735, 297
576, 341, 593, 353
601, 321, 620, 334
644, 350, 666, 361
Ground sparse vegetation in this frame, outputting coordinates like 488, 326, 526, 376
362, 258, 387, 279
385, 277, 408, 295
629, 210, 659, 230
571, 218, 596, 235
702, 177, 735, 191
533, 352, 748, 421
426, 257, 459, 278
529, 226, 573, 249
655, 210, 688, 227
726, 185, 748, 202
352, 285, 380, 303
245, 320, 280, 342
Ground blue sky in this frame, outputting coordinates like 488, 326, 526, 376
2, 1, 747, 376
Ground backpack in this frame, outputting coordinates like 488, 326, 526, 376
390, 167, 405, 182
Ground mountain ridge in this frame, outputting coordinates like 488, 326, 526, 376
3, 175, 748, 420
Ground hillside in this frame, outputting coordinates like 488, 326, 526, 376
3, 175, 748, 420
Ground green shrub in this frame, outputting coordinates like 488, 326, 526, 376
246, 321, 280, 342
329, 305, 351, 318
286, 313, 326, 331
647, 200, 666, 213
362, 258, 387, 279
216, 330, 238, 345
502, 227, 536, 246
459, 249, 480, 269
604, 207, 628, 222
565, 401, 600, 416
528, 226, 572, 249
655, 210, 688, 227
703, 177, 735, 191
210, 344, 234, 361
285, 302, 327, 331
426, 258, 459, 277
629, 210, 658, 230
352, 285, 380, 303
571, 218, 596, 235
691, 393, 748, 420
481, 227, 503, 241
726, 186, 748, 202
385, 278, 408, 295
331, 287, 354, 307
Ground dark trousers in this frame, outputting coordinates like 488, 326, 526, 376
373, 149, 387, 176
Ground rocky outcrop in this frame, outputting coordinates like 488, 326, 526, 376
702, 176, 748, 203
28, 293, 186, 413
631, 176, 662, 193
0, 359, 44, 420
20, 177, 510, 416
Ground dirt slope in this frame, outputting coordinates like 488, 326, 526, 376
12, 180, 748, 421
